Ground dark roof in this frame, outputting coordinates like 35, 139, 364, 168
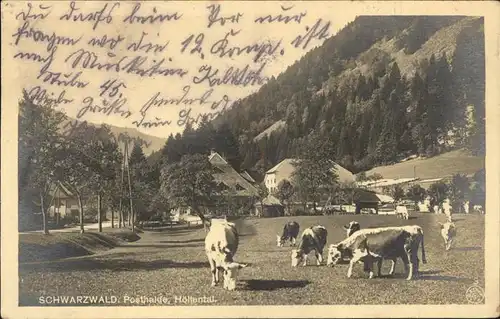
352, 188, 381, 203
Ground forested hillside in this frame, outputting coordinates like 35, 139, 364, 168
161, 16, 485, 178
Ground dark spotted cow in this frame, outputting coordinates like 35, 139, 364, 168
291, 226, 328, 267
277, 221, 300, 247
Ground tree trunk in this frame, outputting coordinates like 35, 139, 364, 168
77, 194, 85, 234
40, 192, 49, 235
111, 207, 115, 228
119, 209, 123, 228
97, 193, 102, 232
192, 204, 208, 224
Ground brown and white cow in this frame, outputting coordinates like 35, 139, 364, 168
291, 226, 328, 267
343, 221, 361, 238
277, 221, 300, 247
327, 225, 427, 280
439, 222, 456, 251
205, 221, 248, 290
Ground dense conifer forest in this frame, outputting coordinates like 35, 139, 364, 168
160, 16, 485, 178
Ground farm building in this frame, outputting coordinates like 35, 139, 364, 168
254, 195, 285, 217
357, 177, 420, 193
240, 170, 257, 184
351, 188, 394, 214
47, 182, 83, 221
209, 150, 260, 198
264, 158, 355, 193
170, 151, 260, 219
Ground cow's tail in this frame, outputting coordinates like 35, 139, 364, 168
419, 228, 427, 264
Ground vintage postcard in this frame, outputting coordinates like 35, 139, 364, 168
1, 0, 499, 318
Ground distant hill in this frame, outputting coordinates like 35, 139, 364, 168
364, 149, 484, 180
213, 16, 484, 174
156, 16, 485, 177
60, 118, 167, 155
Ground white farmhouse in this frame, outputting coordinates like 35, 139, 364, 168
264, 158, 355, 193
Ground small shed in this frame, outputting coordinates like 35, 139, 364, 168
48, 182, 81, 221
352, 188, 394, 214
254, 195, 285, 217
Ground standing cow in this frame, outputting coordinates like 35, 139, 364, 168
439, 222, 456, 251
277, 221, 300, 247
291, 226, 328, 267
205, 221, 248, 290
343, 221, 361, 238
327, 225, 427, 280
443, 199, 453, 222
396, 205, 409, 220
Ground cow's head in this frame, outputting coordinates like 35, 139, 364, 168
221, 262, 248, 291
291, 249, 306, 267
277, 235, 285, 247
327, 243, 351, 266
343, 221, 361, 238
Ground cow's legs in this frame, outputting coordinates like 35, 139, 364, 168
400, 253, 410, 279
208, 259, 218, 287
366, 260, 375, 279
410, 250, 420, 279
214, 267, 221, 286
446, 239, 453, 251
389, 258, 397, 276
303, 254, 308, 266
291, 237, 296, 246
347, 255, 362, 278
347, 261, 355, 278
376, 258, 383, 277
315, 250, 323, 266
405, 251, 414, 280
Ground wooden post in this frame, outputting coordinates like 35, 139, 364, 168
97, 193, 102, 232
124, 143, 135, 232
118, 149, 125, 229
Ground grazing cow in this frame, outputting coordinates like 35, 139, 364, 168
439, 222, 456, 251
396, 205, 409, 220
205, 221, 248, 290
291, 226, 328, 267
327, 225, 427, 280
277, 221, 300, 247
473, 205, 484, 215
343, 221, 361, 238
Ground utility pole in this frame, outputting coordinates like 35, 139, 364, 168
118, 147, 125, 228
124, 142, 135, 232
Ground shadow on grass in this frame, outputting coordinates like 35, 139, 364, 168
371, 270, 470, 282
118, 243, 204, 249
417, 275, 473, 282
452, 246, 482, 251
242, 279, 310, 291
418, 270, 442, 275
159, 239, 205, 244
407, 216, 419, 220
20, 258, 209, 272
